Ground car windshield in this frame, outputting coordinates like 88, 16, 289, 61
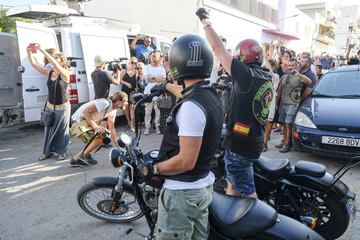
312, 71, 360, 98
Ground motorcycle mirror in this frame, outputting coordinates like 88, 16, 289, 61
120, 133, 132, 146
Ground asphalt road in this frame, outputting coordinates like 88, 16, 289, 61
0, 122, 359, 240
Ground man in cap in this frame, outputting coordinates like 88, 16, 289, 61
91, 55, 121, 99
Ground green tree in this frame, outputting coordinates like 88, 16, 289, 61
49, 0, 57, 5
0, 7, 32, 33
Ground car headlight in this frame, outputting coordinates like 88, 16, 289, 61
294, 111, 317, 129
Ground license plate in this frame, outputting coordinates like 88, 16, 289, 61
321, 136, 360, 147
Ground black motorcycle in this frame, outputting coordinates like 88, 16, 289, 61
77, 91, 324, 240
209, 82, 358, 240
212, 152, 358, 240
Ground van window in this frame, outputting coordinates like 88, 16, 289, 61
160, 42, 171, 56
127, 36, 156, 58
56, 32, 63, 52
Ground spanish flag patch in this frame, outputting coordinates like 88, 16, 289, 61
233, 122, 251, 136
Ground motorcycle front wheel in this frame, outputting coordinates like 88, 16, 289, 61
77, 181, 143, 223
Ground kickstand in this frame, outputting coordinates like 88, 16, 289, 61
124, 227, 155, 240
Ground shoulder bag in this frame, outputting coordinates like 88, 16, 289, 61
40, 75, 57, 127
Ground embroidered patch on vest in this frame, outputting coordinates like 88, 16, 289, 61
233, 122, 251, 136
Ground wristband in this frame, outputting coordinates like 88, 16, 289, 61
201, 19, 212, 28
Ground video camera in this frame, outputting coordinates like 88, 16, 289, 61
107, 57, 128, 71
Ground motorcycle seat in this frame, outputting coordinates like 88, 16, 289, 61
255, 156, 290, 178
295, 161, 326, 178
209, 192, 277, 238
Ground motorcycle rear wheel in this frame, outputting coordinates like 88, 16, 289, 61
78, 182, 143, 223
269, 190, 349, 240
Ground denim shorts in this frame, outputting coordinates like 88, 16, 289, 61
279, 103, 298, 124
224, 149, 256, 196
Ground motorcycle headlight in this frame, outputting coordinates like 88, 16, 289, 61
294, 111, 317, 129
109, 148, 126, 168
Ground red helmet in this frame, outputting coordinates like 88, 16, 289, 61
234, 39, 263, 65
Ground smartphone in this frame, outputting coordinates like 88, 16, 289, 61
29, 43, 37, 53
280, 46, 286, 55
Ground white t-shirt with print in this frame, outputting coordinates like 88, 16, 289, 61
163, 101, 215, 190
71, 98, 116, 122
144, 64, 166, 94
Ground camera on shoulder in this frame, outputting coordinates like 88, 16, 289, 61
107, 57, 128, 71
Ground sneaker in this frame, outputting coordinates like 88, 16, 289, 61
144, 128, 150, 135
69, 158, 89, 167
156, 127, 161, 135
275, 141, 284, 148
85, 155, 98, 165
279, 144, 290, 153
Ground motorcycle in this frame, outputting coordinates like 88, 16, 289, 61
209, 82, 358, 240
77, 90, 324, 239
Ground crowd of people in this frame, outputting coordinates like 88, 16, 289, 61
26, 8, 360, 238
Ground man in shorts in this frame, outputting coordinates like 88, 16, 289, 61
277, 59, 311, 153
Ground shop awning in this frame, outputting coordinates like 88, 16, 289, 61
262, 29, 300, 40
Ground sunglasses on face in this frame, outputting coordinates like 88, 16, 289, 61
136, 67, 143, 70
145, 40, 151, 43
131, 62, 137, 64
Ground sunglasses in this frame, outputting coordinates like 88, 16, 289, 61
136, 67, 143, 70
131, 62, 137, 64
145, 40, 151, 43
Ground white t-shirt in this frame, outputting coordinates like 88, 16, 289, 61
144, 64, 166, 94
163, 101, 215, 190
71, 99, 116, 122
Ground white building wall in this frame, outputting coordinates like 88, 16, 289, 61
335, 5, 360, 56
277, 0, 315, 55
82, 0, 279, 50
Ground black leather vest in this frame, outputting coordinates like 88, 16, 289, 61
157, 81, 224, 182
224, 66, 273, 155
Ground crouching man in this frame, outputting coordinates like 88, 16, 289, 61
69, 91, 128, 166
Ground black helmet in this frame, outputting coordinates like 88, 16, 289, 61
169, 34, 213, 80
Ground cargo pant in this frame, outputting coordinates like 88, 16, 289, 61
156, 185, 213, 240
144, 99, 161, 129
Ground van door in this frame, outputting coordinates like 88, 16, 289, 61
79, 32, 130, 101
16, 21, 59, 122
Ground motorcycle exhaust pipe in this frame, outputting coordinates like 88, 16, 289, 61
301, 216, 316, 229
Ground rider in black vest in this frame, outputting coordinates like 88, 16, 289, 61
157, 80, 223, 182
197, 8, 273, 199
137, 34, 223, 239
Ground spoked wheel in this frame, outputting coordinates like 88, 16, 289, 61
270, 190, 350, 240
77, 182, 143, 223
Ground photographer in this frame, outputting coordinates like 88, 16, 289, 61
69, 91, 128, 167
92, 55, 122, 99
130, 34, 154, 63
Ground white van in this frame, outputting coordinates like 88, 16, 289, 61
2, 4, 172, 125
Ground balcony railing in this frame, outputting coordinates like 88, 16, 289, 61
316, 33, 335, 44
